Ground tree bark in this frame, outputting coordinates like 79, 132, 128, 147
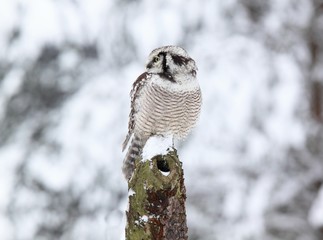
308, 0, 323, 123
125, 149, 188, 240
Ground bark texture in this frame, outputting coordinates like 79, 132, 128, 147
125, 149, 188, 240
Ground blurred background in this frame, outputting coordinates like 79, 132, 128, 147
1, 0, 323, 239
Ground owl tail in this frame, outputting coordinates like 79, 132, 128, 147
122, 135, 147, 180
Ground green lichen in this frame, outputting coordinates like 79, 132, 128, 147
125, 149, 187, 240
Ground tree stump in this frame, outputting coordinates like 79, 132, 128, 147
125, 149, 188, 240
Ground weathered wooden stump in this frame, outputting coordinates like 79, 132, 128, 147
125, 149, 188, 240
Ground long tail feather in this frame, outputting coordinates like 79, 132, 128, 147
122, 135, 147, 180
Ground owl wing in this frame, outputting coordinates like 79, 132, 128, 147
122, 72, 151, 151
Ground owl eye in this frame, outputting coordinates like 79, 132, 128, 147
153, 56, 160, 63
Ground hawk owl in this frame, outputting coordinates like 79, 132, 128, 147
122, 46, 202, 180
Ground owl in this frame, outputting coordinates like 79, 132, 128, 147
122, 46, 202, 180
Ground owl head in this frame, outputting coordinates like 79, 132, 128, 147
145, 46, 197, 82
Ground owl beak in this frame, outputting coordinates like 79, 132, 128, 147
146, 62, 153, 69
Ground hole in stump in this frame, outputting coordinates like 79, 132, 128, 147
157, 159, 170, 172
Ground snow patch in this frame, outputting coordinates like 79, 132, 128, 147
309, 186, 323, 228
128, 188, 135, 197
140, 215, 149, 223
142, 135, 173, 160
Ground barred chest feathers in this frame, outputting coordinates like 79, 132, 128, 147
135, 73, 201, 139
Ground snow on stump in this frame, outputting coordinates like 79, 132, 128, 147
125, 148, 188, 240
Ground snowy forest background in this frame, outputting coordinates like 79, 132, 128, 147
1, 0, 323, 239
